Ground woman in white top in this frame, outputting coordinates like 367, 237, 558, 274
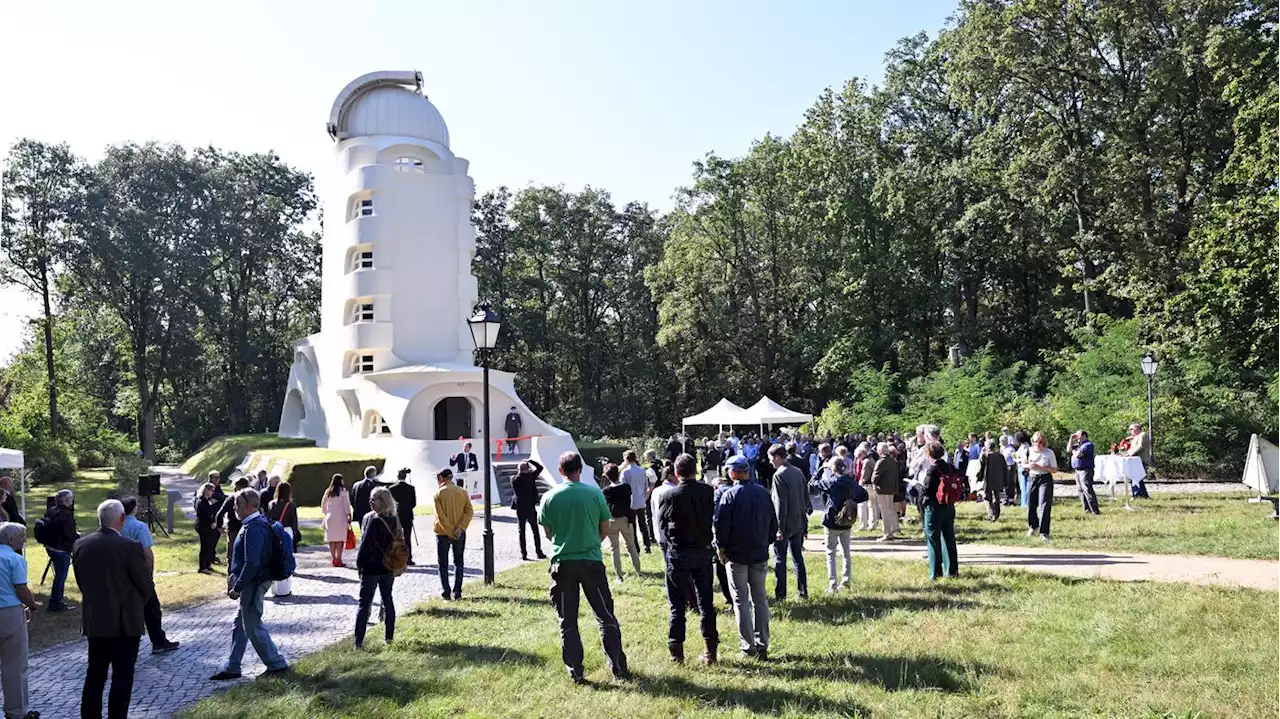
1024, 432, 1058, 542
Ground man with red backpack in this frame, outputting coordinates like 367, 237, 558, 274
921, 441, 965, 580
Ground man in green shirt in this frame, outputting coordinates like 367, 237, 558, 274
538, 452, 630, 684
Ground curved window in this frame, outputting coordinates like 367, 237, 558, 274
393, 156, 426, 173
346, 298, 375, 324
362, 410, 391, 438
348, 353, 375, 375
346, 245, 374, 273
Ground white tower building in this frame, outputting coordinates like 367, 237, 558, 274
278, 70, 591, 497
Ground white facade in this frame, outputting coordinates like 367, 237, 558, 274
279, 70, 591, 493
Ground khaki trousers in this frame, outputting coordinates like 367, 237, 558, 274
0, 605, 28, 718
605, 517, 642, 579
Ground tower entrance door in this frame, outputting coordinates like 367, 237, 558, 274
434, 397, 473, 440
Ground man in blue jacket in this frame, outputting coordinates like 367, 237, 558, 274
1070, 430, 1100, 515
210, 488, 288, 680
714, 455, 778, 661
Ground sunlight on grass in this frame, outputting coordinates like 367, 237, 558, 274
179, 551, 1277, 719
809, 491, 1279, 560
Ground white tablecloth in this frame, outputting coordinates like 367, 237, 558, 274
1094, 455, 1146, 497
966, 461, 983, 491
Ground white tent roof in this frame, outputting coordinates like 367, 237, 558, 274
682, 398, 750, 426
742, 396, 812, 425
1242, 434, 1279, 494
0, 449, 22, 470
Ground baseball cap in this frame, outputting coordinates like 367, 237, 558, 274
726, 455, 751, 472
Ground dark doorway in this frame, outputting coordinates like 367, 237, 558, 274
434, 397, 473, 440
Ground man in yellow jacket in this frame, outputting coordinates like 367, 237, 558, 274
433, 468, 473, 600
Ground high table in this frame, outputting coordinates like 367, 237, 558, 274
1094, 455, 1146, 507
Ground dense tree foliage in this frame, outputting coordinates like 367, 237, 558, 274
1, 0, 1274, 477
1, 142, 317, 467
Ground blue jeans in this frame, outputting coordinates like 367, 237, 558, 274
47, 549, 71, 609
223, 580, 286, 673
771, 533, 807, 600
437, 532, 466, 597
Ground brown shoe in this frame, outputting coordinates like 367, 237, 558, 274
669, 643, 684, 664
699, 639, 718, 665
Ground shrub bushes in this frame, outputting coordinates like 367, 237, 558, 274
112, 453, 151, 496
23, 436, 75, 487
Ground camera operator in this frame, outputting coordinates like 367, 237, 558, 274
36, 490, 77, 612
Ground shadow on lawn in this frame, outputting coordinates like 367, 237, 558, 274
625, 671, 870, 716
292, 664, 437, 710
784, 581, 1009, 625
397, 639, 541, 668
408, 605, 500, 620
763, 652, 990, 693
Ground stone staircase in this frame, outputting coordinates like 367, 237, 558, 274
491, 455, 553, 507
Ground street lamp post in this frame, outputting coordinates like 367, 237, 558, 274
468, 303, 502, 585
1140, 355, 1158, 465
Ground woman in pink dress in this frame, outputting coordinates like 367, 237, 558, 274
321, 474, 352, 567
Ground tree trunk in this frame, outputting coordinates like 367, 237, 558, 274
40, 271, 58, 437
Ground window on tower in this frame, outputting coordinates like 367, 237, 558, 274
347, 246, 374, 273
360, 199, 374, 216
362, 410, 391, 438
350, 354, 375, 374
349, 302, 374, 323
393, 156, 426, 173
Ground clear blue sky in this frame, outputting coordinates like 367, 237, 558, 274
0, 0, 957, 353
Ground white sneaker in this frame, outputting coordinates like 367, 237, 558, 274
1039, 535, 1051, 544
875, 535, 893, 542
828, 583, 838, 593
1026, 528, 1036, 537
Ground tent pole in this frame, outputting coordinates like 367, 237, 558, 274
20, 468, 25, 519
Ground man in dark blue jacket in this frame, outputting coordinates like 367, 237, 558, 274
210, 488, 288, 680
714, 455, 778, 661
1070, 430, 1100, 515
809, 456, 857, 592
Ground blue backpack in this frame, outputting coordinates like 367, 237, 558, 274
268, 521, 296, 581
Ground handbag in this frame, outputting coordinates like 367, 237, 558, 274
345, 526, 357, 550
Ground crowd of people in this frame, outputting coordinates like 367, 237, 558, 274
0, 417, 1159, 715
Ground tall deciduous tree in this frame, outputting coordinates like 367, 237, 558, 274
0, 140, 84, 437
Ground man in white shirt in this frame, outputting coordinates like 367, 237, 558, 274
649, 467, 679, 552
620, 451, 654, 553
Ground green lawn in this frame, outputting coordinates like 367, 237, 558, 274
23, 469, 324, 650
809, 491, 1279, 560
180, 551, 1277, 718
180, 433, 315, 479
951, 491, 1279, 560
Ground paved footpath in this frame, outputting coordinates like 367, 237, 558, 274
27, 470, 531, 718
803, 535, 1278, 591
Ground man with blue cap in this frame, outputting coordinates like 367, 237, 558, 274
714, 454, 778, 661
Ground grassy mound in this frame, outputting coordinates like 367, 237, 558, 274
179, 433, 315, 479
245, 446, 384, 505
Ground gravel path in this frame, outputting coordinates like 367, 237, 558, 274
26, 469, 532, 718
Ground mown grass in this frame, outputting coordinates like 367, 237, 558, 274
181, 550, 1276, 719
24, 469, 324, 651
956, 491, 1279, 560
808, 491, 1279, 560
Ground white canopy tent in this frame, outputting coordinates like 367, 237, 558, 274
1242, 434, 1278, 494
742, 396, 813, 427
0, 449, 24, 518
682, 398, 750, 433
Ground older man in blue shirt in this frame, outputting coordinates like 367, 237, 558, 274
0, 523, 39, 719
714, 455, 778, 661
